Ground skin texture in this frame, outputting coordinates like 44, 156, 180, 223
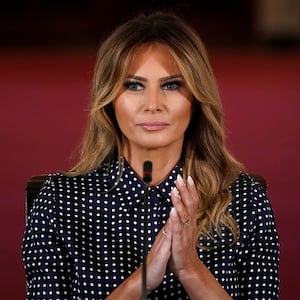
113, 43, 193, 185
108, 43, 232, 299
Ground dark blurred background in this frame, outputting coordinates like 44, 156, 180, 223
0, 0, 254, 48
1, 0, 299, 299
1, 0, 299, 49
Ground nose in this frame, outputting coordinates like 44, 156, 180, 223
145, 87, 162, 112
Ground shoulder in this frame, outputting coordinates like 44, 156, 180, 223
230, 172, 267, 197
29, 168, 106, 218
41, 167, 108, 193
229, 172, 268, 206
229, 173, 276, 231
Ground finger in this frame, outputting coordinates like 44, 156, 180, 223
159, 223, 171, 241
186, 176, 202, 214
169, 208, 186, 249
151, 221, 172, 254
144, 227, 172, 291
169, 207, 181, 234
186, 176, 199, 207
170, 187, 190, 223
176, 174, 198, 216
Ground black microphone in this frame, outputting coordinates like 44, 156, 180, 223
143, 161, 152, 183
141, 161, 152, 300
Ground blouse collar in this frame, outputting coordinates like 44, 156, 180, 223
98, 157, 183, 209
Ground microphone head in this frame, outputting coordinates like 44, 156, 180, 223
143, 161, 152, 183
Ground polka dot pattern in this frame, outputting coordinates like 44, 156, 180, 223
22, 160, 279, 299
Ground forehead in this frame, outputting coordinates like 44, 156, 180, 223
127, 42, 179, 74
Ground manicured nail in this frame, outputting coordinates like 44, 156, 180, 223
177, 174, 185, 186
187, 176, 194, 186
170, 207, 177, 217
172, 187, 180, 198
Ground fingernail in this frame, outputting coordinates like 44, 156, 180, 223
170, 207, 177, 217
187, 176, 194, 186
177, 174, 185, 186
172, 187, 180, 198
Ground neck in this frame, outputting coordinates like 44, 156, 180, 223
124, 148, 181, 186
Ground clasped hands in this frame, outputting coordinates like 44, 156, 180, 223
144, 174, 200, 292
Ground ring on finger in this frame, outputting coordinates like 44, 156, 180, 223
181, 217, 191, 228
162, 227, 167, 236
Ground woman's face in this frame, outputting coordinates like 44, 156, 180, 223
113, 43, 194, 155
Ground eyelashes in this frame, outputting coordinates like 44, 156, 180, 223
162, 79, 182, 90
123, 81, 143, 91
123, 79, 183, 91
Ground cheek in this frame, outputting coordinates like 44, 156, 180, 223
113, 97, 128, 121
177, 103, 193, 132
178, 100, 193, 120
114, 93, 137, 116
113, 98, 135, 135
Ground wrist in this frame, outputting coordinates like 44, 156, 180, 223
107, 268, 142, 300
176, 259, 204, 284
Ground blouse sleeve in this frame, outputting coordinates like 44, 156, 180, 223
22, 175, 74, 299
233, 174, 280, 299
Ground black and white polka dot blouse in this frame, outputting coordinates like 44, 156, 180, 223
22, 159, 280, 299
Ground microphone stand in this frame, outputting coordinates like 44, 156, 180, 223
141, 161, 152, 300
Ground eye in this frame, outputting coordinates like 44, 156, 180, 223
162, 80, 182, 90
124, 81, 144, 91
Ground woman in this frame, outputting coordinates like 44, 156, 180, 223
22, 12, 280, 299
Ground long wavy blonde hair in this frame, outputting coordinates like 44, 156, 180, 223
68, 12, 244, 246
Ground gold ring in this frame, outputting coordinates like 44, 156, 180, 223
182, 217, 191, 228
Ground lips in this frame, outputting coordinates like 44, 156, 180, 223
138, 121, 169, 131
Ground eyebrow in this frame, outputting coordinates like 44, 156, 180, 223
126, 74, 183, 82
